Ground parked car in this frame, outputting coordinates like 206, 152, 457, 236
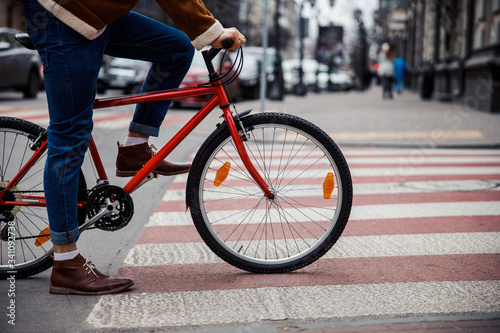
0, 28, 41, 98
97, 57, 151, 94
236, 47, 276, 100
282, 59, 329, 93
174, 50, 240, 107
235, 53, 260, 99
329, 70, 355, 91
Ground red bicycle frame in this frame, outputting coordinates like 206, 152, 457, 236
1, 77, 273, 210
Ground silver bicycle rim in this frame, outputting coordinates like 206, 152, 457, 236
198, 122, 343, 265
0, 128, 52, 272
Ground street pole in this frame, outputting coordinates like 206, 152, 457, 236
268, 0, 285, 100
259, 0, 270, 112
293, 0, 308, 96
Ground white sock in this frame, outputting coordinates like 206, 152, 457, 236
53, 249, 79, 261
123, 136, 148, 146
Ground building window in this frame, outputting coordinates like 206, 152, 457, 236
474, 28, 485, 48
475, 0, 487, 21
454, 40, 462, 55
491, 22, 500, 44
494, 0, 500, 12
456, 16, 462, 33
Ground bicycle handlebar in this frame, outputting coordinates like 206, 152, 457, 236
202, 39, 234, 62
202, 39, 235, 81
221, 39, 234, 50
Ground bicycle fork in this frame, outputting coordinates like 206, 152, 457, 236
220, 104, 274, 200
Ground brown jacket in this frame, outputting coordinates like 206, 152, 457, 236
37, 0, 224, 50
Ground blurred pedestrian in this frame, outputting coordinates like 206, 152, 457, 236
394, 57, 406, 94
373, 61, 381, 85
378, 43, 395, 100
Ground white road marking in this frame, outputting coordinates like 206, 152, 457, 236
86, 281, 500, 329
124, 232, 500, 266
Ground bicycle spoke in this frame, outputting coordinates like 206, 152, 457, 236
1, 119, 76, 277
191, 113, 352, 272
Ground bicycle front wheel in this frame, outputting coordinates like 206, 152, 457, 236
188, 113, 352, 273
0, 117, 87, 279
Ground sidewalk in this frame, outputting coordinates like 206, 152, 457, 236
233, 87, 500, 148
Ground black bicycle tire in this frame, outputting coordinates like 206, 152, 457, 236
187, 112, 352, 273
0, 117, 87, 279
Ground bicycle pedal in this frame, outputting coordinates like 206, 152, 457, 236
147, 172, 159, 180
133, 172, 159, 192
140, 172, 158, 184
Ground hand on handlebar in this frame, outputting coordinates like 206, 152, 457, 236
211, 27, 246, 52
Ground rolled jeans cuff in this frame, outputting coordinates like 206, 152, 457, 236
128, 121, 160, 137
50, 225, 80, 244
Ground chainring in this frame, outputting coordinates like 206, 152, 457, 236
86, 184, 134, 231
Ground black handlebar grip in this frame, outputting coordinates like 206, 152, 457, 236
222, 39, 234, 50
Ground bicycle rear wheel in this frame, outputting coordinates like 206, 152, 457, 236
0, 117, 87, 279
187, 113, 352, 273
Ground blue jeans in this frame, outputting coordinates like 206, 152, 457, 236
395, 76, 404, 93
24, 1, 194, 244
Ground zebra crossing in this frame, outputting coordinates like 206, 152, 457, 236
84, 146, 500, 329
87, 148, 500, 329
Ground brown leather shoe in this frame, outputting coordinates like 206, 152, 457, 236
116, 142, 191, 177
50, 254, 134, 295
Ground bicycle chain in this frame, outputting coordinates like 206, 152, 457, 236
2, 226, 97, 241
2, 227, 97, 241
0, 188, 96, 241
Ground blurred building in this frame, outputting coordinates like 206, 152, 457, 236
376, 0, 500, 113
0, 0, 24, 30
316, 25, 344, 67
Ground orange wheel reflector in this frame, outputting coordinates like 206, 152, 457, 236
214, 161, 231, 187
35, 227, 51, 247
323, 172, 334, 200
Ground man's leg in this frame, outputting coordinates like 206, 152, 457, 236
25, 0, 132, 294
25, 1, 99, 246
104, 12, 194, 176
105, 12, 194, 135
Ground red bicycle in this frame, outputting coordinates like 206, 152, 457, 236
0, 35, 352, 278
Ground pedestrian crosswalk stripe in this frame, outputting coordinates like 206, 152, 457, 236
349, 201, 500, 220
350, 166, 500, 176
137, 216, 500, 244
114, 253, 500, 293
330, 130, 483, 140
342, 148, 500, 156
160, 180, 500, 201
123, 232, 500, 266
190, 146, 500, 158
147, 201, 500, 227
86, 280, 500, 329
344, 156, 500, 163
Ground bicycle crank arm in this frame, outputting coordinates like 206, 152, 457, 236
78, 199, 120, 232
